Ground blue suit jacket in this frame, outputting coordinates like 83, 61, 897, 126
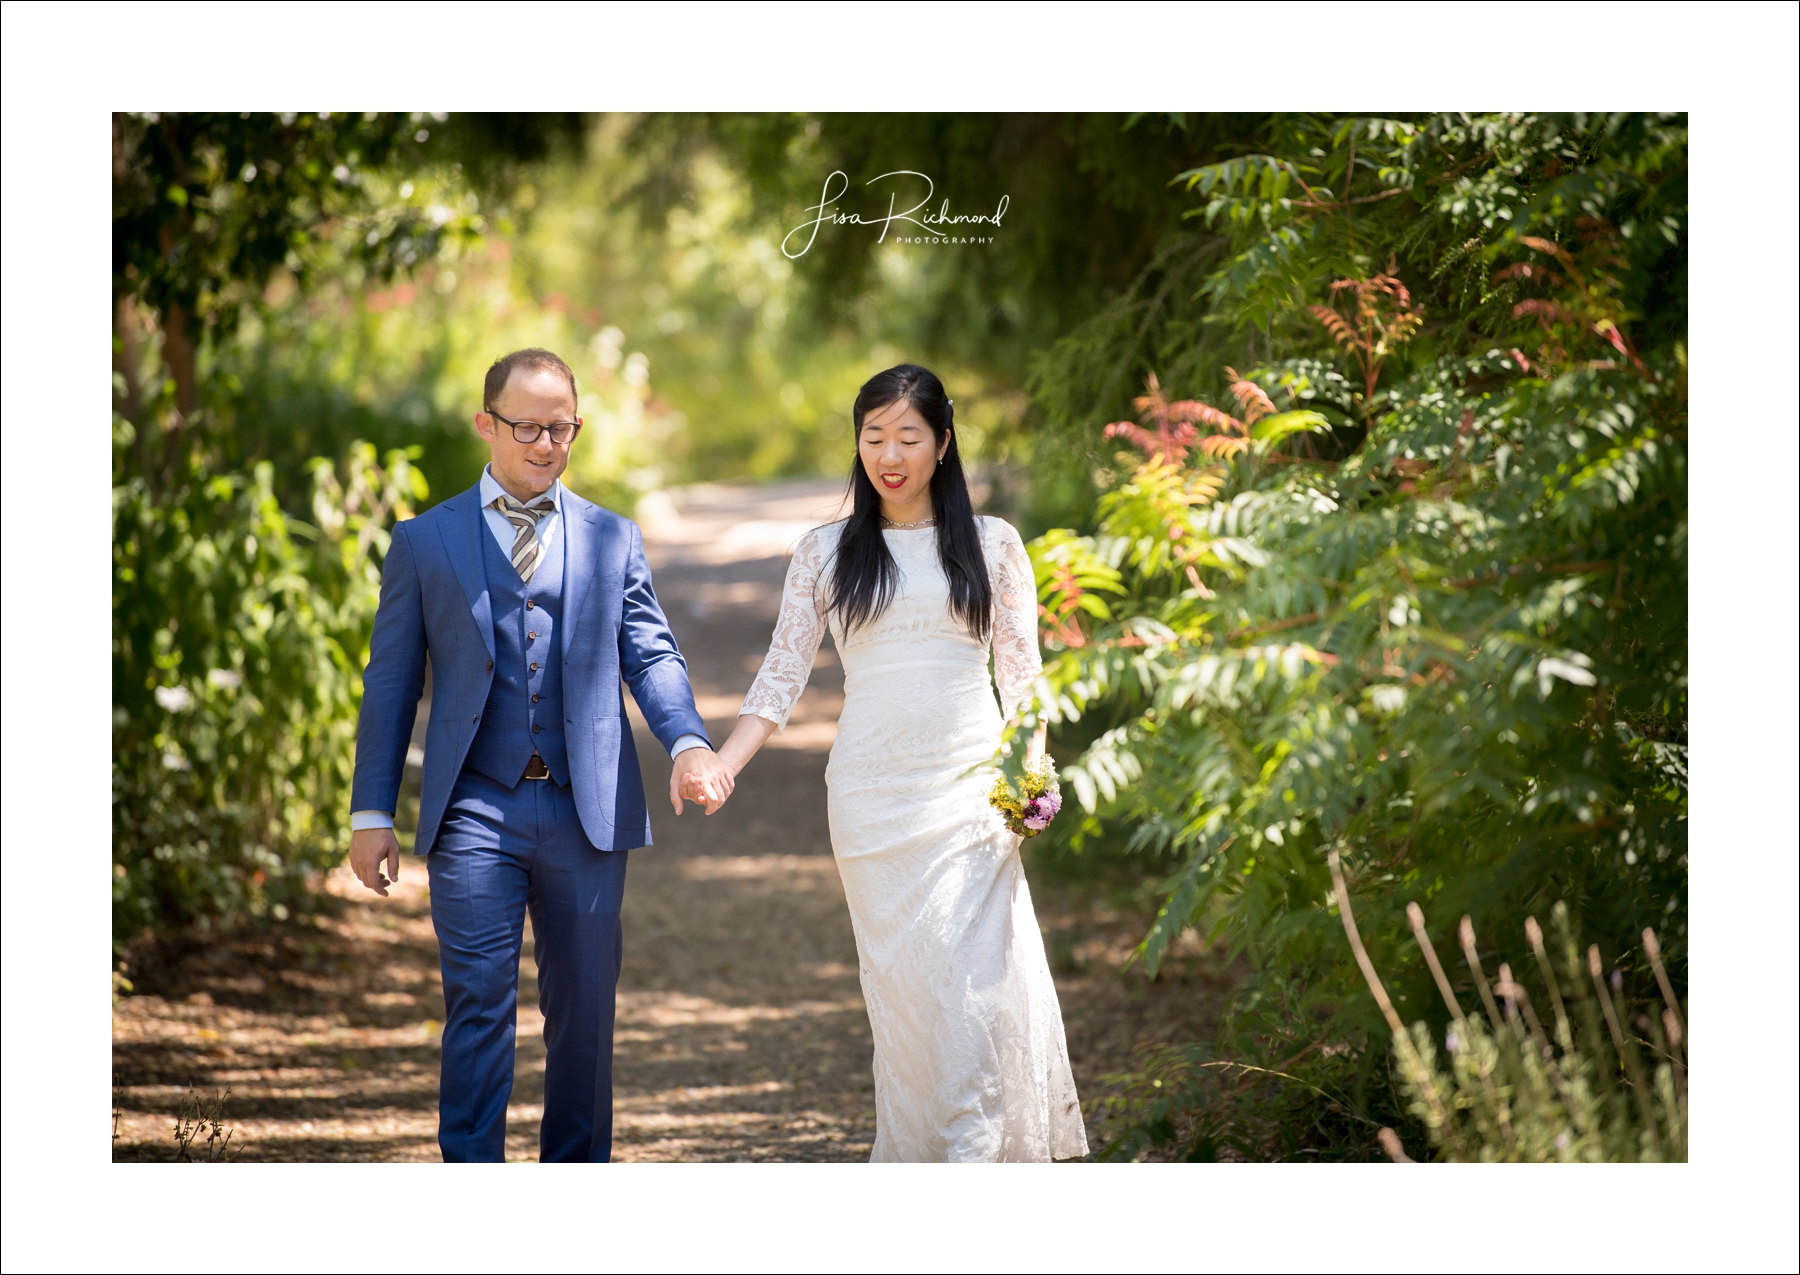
351, 483, 708, 853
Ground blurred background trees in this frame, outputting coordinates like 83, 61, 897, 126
113, 112, 1686, 1160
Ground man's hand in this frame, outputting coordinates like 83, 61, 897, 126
349, 827, 402, 896
670, 746, 735, 815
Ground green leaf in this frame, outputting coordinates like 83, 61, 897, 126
1250, 410, 1330, 446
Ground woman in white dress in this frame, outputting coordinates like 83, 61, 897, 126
686, 364, 1088, 1162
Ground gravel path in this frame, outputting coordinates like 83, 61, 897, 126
112, 481, 1234, 1162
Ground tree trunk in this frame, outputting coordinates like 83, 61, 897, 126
162, 299, 199, 421
113, 293, 143, 423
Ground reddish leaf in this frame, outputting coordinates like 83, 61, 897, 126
1225, 367, 1277, 425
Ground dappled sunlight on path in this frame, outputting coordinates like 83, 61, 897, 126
610, 481, 873, 1159
112, 864, 447, 1161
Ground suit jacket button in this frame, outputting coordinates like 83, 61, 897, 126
533, 723, 543, 734
472, 714, 479, 723
485, 660, 493, 671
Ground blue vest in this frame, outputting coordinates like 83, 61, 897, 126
465, 522, 570, 786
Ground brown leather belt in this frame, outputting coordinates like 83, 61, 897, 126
522, 753, 552, 781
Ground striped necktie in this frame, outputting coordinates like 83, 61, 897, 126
491, 492, 556, 582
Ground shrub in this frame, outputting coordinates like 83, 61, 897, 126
112, 439, 423, 945
1007, 114, 1686, 1157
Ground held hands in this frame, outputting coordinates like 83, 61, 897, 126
349, 827, 402, 896
679, 714, 778, 815
671, 746, 736, 815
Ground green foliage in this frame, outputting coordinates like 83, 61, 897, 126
514, 124, 907, 485
111, 112, 524, 945
611, 114, 1272, 511
108, 113, 733, 946
115, 113, 466, 331
112, 439, 423, 945
198, 225, 688, 519
626, 113, 1266, 364
1087, 1042, 1396, 1162
113, 111, 583, 341
117, 113, 1262, 521
1025, 112, 1686, 529
1013, 113, 1686, 1158
112, 112, 621, 517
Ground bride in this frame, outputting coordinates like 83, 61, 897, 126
686, 364, 1088, 1162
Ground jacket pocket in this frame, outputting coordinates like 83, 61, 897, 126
587, 717, 622, 826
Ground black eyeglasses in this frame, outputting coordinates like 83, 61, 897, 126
487, 409, 582, 445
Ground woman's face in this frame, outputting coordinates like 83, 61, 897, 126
857, 398, 947, 518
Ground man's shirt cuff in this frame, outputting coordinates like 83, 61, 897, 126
670, 733, 710, 759
351, 810, 395, 831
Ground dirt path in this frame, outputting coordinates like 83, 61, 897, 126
112, 481, 1234, 1162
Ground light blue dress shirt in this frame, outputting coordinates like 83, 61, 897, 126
350, 466, 709, 831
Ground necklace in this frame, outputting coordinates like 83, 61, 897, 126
881, 515, 936, 529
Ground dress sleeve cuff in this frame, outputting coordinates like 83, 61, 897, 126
739, 705, 786, 732
350, 810, 396, 831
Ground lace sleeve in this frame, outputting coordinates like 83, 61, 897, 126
986, 518, 1043, 719
740, 525, 834, 730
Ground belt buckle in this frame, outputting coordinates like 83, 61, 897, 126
522, 753, 551, 781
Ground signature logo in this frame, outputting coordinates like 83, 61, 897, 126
782, 171, 1009, 259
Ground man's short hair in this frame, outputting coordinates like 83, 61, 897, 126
484, 348, 578, 411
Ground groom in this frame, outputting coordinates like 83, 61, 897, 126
348, 347, 734, 1162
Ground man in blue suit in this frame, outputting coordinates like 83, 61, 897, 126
348, 347, 735, 1162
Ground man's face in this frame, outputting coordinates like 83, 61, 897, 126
474, 367, 579, 499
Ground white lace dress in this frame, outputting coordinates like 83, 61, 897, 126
741, 516, 1088, 1162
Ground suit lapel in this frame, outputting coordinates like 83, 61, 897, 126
439, 487, 495, 663
561, 495, 600, 657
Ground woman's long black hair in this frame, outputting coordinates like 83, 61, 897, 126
829, 363, 992, 638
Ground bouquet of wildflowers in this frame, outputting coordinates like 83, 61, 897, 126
987, 755, 1063, 838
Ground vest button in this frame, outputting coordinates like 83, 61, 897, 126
526, 599, 535, 610
532, 693, 541, 703
530, 662, 540, 672
528, 631, 537, 641
533, 723, 543, 734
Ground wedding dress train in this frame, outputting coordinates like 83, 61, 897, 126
741, 517, 1088, 1162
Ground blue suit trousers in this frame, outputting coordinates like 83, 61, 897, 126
428, 768, 628, 1162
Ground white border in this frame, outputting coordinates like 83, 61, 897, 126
3, 3, 1794, 1272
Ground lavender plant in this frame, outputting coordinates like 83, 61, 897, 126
1331, 849, 1685, 1162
